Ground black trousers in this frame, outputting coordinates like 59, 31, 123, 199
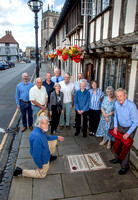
76, 110, 88, 137
51, 105, 61, 133
89, 109, 101, 133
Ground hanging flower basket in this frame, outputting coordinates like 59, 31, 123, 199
56, 45, 82, 63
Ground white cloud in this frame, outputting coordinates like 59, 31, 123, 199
0, 0, 42, 51
55, 4, 64, 12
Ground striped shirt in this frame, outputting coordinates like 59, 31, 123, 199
89, 88, 104, 110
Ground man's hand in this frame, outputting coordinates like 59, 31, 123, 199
113, 127, 118, 135
71, 104, 74, 108
50, 111, 52, 116
58, 136, 64, 142
41, 105, 46, 111
61, 110, 63, 113
80, 110, 83, 114
17, 105, 20, 109
123, 133, 129, 140
78, 110, 81, 114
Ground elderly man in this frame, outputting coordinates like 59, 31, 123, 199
59, 73, 74, 130
16, 73, 33, 132
51, 68, 64, 83
74, 73, 90, 92
29, 78, 48, 123
109, 88, 138, 175
14, 116, 64, 178
43, 72, 55, 120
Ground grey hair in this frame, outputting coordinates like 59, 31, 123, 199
35, 116, 48, 127
54, 83, 61, 88
106, 86, 114, 94
54, 68, 60, 72
115, 88, 127, 96
22, 73, 28, 78
79, 79, 88, 87
78, 72, 84, 78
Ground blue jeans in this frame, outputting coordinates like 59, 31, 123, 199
59, 102, 72, 126
31, 105, 41, 124
19, 101, 33, 127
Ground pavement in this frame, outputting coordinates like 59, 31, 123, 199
8, 63, 138, 200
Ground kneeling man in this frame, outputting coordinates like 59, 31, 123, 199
14, 116, 64, 178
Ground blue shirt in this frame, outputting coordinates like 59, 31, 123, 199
42, 80, 55, 103
29, 127, 58, 169
114, 99, 138, 135
16, 81, 33, 106
51, 76, 64, 83
74, 89, 90, 112
74, 81, 90, 92
89, 88, 104, 110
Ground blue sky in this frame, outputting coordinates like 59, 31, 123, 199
0, 0, 65, 51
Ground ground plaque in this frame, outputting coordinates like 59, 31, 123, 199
67, 153, 108, 172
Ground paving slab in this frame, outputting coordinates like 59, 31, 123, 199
82, 191, 125, 200
60, 197, 83, 200
22, 131, 31, 139
85, 167, 138, 194
58, 143, 82, 156
121, 188, 138, 200
48, 156, 67, 174
20, 138, 30, 148
62, 173, 91, 198
16, 158, 37, 170
58, 136, 76, 146
8, 177, 32, 200
18, 147, 31, 159
33, 174, 64, 200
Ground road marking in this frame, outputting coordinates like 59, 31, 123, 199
0, 68, 36, 152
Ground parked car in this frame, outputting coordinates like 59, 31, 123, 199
7, 61, 15, 68
25, 59, 31, 63
0, 61, 9, 70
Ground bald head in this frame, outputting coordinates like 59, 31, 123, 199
36, 77, 42, 89
22, 73, 29, 83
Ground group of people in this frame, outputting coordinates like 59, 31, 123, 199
14, 68, 138, 177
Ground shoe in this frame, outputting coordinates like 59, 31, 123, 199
109, 158, 122, 164
29, 126, 33, 131
13, 167, 22, 176
118, 167, 129, 175
74, 132, 80, 136
99, 140, 106, 146
60, 126, 64, 130
50, 155, 57, 162
22, 127, 27, 132
66, 126, 70, 130
73, 124, 76, 128
107, 142, 111, 149
89, 132, 95, 136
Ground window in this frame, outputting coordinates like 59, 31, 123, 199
63, 61, 65, 71
62, 24, 66, 41
57, 33, 60, 46
5, 43, 9, 46
44, 19, 46, 29
81, 0, 110, 19
104, 58, 128, 91
53, 18, 57, 27
68, 58, 72, 75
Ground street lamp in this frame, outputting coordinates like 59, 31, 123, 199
27, 0, 43, 78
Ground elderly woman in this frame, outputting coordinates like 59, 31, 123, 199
95, 86, 116, 149
74, 79, 90, 137
89, 80, 104, 136
14, 116, 64, 178
50, 83, 63, 134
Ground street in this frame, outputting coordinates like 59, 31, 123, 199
0, 61, 35, 181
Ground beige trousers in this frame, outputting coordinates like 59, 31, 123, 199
22, 140, 57, 178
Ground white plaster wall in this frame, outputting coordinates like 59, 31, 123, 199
96, 17, 101, 41
112, 0, 122, 38
128, 60, 137, 101
125, 0, 137, 34
99, 58, 104, 90
89, 22, 94, 43
103, 11, 109, 40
